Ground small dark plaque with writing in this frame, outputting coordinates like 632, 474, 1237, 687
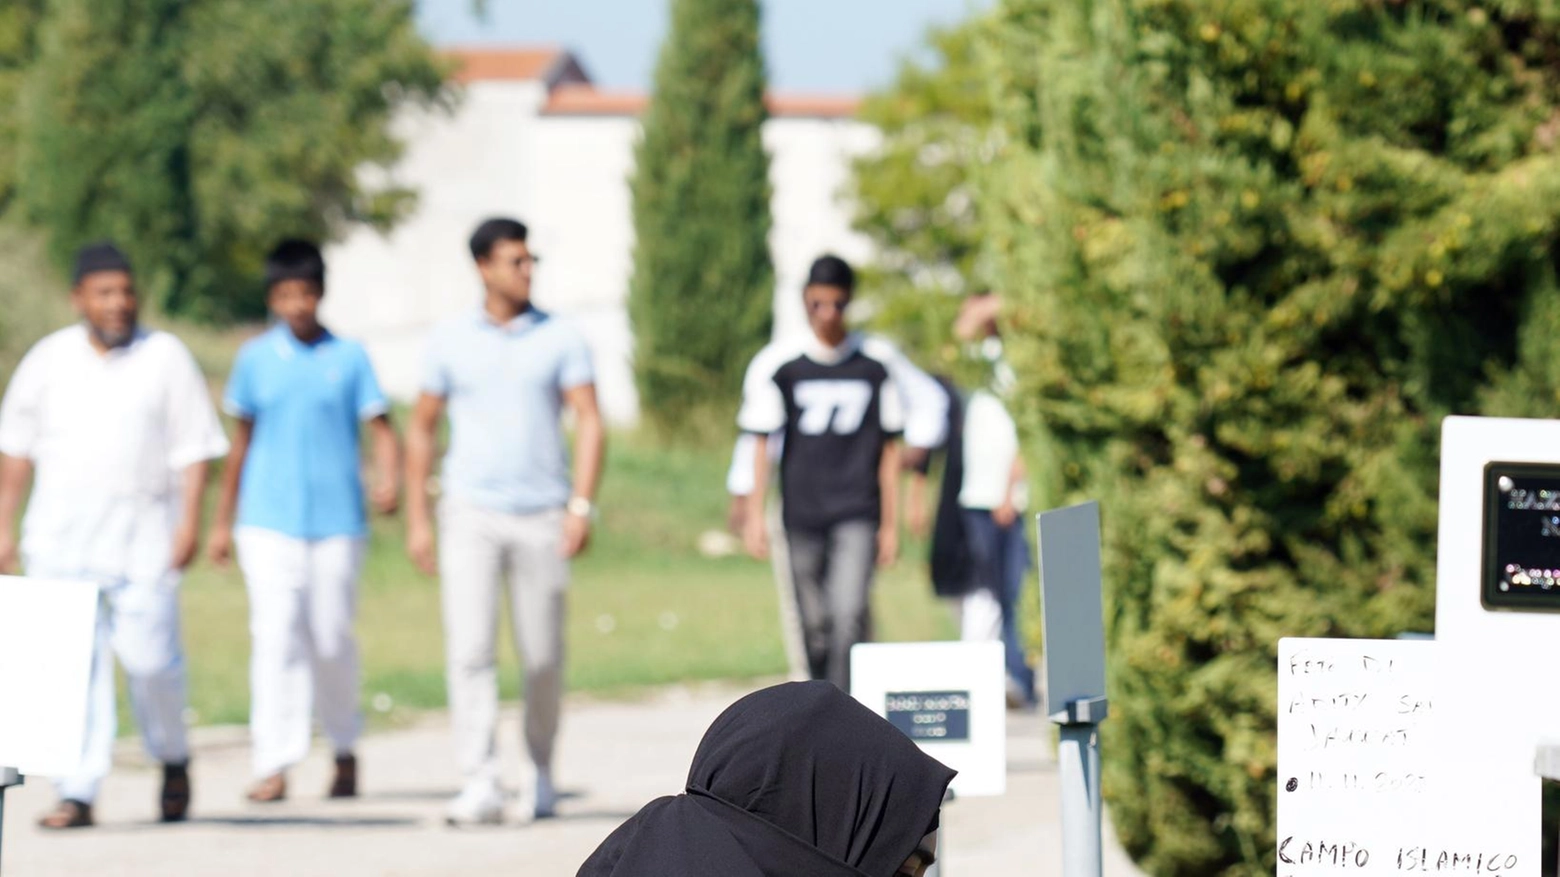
1483, 461, 1560, 611
886, 690, 971, 742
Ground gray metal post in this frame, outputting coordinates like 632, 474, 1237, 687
1534, 745, 1560, 877
0, 767, 23, 876
1036, 503, 1109, 877
1057, 722, 1103, 877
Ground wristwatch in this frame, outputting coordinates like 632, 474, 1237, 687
566, 496, 598, 521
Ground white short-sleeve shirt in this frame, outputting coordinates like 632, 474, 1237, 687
959, 390, 1024, 511
0, 325, 229, 580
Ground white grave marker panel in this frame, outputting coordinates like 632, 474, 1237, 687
1431, 416, 1558, 874
1277, 637, 1531, 876
851, 641, 1006, 797
0, 576, 98, 776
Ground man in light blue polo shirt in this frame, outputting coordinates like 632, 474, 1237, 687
406, 217, 605, 826
209, 240, 400, 804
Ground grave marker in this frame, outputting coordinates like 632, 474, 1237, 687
1276, 636, 1530, 875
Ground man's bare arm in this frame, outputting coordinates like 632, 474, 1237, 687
405, 393, 445, 575
877, 438, 903, 567
368, 413, 402, 515
744, 434, 771, 560
560, 384, 605, 559
171, 460, 210, 571
208, 419, 253, 566
0, 454, 33, 574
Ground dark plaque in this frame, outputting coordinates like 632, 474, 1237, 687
885, 690, 971, 742
1483, 462, 1560, 611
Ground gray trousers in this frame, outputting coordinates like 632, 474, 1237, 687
786, 519, 878, 692
438, 499, 568, 788
766, 500, 810, 681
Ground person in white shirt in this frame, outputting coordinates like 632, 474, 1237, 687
950, 293, 1036, 708
0, 242, 230, 829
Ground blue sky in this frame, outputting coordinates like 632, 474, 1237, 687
416, 0, 990, 93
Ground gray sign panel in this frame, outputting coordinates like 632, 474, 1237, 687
1037, 502, 1107, 709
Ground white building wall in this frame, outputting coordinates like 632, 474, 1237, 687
528, 115, 640, 425
321, 80, 548, 404
764, 118, 881, 344
325, 88, 878, 427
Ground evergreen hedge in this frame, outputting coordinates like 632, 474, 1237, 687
982, 1, 1560, 873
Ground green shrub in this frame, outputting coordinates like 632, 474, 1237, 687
982, 1, 1560, 873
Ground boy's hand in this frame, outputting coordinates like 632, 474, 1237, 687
726, 495, 748, 535
0, 532, 17, 575
877, 528, 900, 569
408, 519, 438, 576
371, 482, 399, 516
993, 500, 1019, 529
908, 501, 931, 540
560, 513, 591, 559
743, 514, 769, 561
171, 521, 199, 571
207, 526, 234, 568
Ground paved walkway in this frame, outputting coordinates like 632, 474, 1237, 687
1, 683, 1144, 876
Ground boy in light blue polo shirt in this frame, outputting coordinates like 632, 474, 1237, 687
209, 240, 401, 804
406, 217, 605, 826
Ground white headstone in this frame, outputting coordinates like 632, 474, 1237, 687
1431, 416, 1560, 874
0, 576, 98, 776
1277, 637, 1531, 875
851, 641, 1007, 797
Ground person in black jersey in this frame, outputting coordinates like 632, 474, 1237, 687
738, 255, 905, 692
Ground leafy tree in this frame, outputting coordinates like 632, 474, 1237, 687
628, 0, 773, 434
851, 18, 996, 379
981, 0, 1560, 874
18, 0, 446, 318
0, 0, 44, 206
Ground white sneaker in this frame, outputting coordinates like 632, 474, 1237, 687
445, 780, 504, 827
533, 769, 558, 820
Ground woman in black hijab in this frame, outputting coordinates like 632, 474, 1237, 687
579, 681, 956, 877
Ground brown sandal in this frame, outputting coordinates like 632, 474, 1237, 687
161, 762, 191, 822
246, 773, 286, 804
38, 799, 94, 829
328, 755, 357, 799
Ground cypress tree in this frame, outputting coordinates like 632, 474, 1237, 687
982, 1, 1560, 874
629, 0, 774, 434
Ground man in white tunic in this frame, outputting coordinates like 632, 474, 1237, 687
0, 242, 229, 829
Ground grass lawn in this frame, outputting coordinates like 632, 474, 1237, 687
181, 436, 958, 728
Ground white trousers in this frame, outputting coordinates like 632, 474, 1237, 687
24, 562, 191, 804
438, 500, 568, 789
235, 527, 365, 779
960, 587, 1003, 642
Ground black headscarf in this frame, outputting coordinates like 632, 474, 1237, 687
578, 681, 956, 877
